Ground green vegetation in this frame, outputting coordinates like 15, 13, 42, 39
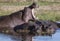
36, 10, 60, 21
0, 1, 60, 21
38, 1, 60, 6
0, 2, 32, 6
0, 1, 60, 6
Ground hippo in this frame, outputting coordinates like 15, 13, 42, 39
13, 20, 59, 36
0, 2, 38, 33
13, 20, 42, 41
13, 20, 60, 41
12, 20, 57, 41
14, 20, 42, 35
38, 20, 59, 36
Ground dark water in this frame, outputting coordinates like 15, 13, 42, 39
0, 29, 60, 41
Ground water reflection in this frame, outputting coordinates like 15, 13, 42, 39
0, 29, 60, 41
33, 29, 60, 41
0, 33, 21, 41
32, 36, 52, 41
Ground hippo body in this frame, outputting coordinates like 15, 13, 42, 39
0, 2, 37, 32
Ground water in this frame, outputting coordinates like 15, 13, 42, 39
0, 33, 22, 41
33, 29, 60, 41
0, 29, 60, 41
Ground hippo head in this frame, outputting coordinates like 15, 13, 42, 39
40, 24, 56, 36
33, 20, 57, 36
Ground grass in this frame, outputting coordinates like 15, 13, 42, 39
0, 1, 60, 21
0, 10, 12, 16
36, 10, 60, 21
0, 1, 60, 6
38, 1, 60, 6
0, 2, 32, 6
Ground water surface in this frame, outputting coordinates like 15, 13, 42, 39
0, 29, 60, 41
33, 29, 60, 41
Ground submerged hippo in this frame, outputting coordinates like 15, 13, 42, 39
14, 20, 42, 35
38, 20, 59, 36
13, 20, 59, 41
14, 20, 60, 36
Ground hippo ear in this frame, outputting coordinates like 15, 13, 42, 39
29, 2, 37, 9
32, 2, 37, 6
